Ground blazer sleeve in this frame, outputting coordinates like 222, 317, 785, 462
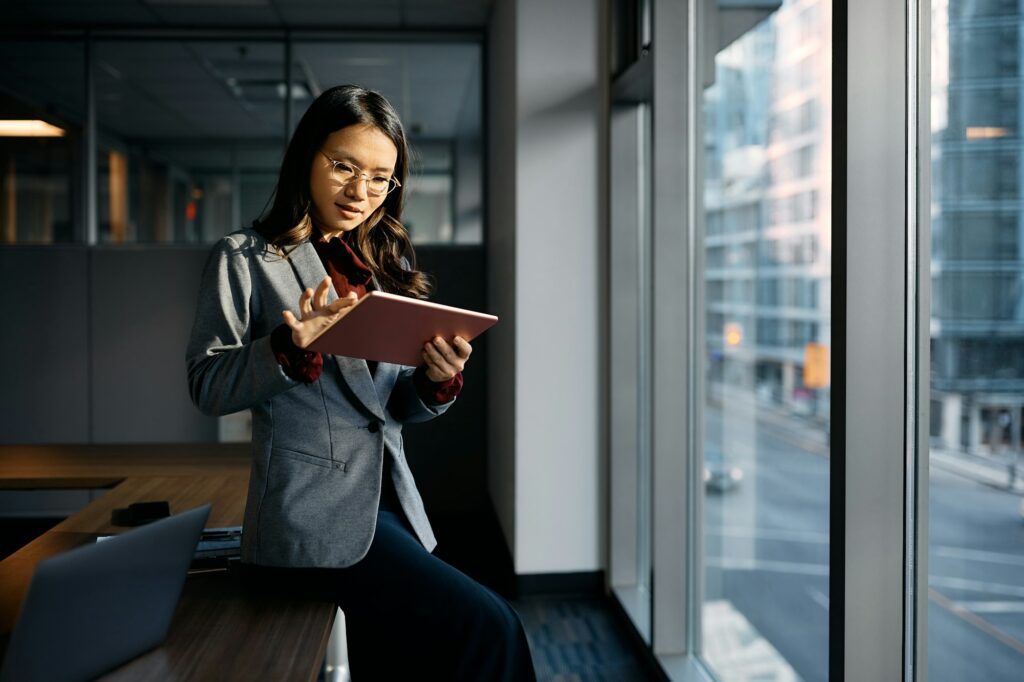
186, 234, 298, 416
387, 365, 456, 423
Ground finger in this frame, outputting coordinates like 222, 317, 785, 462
327, 291, 359, 313
314, 277, 331, 310
452, 336, 473, 359
327, 293, 358, 313
299, 288, 314, 318
423, 342, 455, 376
432, 336, 462, 367
282, 310, 301, 331
421, 351, 452, 382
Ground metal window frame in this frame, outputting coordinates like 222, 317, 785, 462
839, 0, 930, 680
611, 0, 932, 680
650, 0, 696, 664
609, 101, 650, 641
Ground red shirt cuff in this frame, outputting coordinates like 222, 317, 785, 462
271, 324, 323, 384
413, 365, 464, 405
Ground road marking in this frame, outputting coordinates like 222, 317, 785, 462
708, 528, 1024, 574
708, 526, 830, 544
933, 546, 1024, 568
806, 586, 830, 610
707, 557, 829, 576
929, 576, 1024, 599
957, 601, 1024, 614
929, 588, 1024, 656
710, 560, 1024, 604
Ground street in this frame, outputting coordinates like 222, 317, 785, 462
703, 405, 1024, 681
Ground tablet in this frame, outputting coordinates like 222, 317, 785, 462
306, 290, 498, 366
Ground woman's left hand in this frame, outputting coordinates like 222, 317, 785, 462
422, 336, 472, 382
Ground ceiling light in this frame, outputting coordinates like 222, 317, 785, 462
0, 120, 66, 137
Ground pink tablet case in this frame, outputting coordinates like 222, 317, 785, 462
306, 291, 499, 366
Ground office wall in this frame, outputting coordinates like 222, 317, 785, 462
0, 246, 216, 444
487, 0, 604, 575
90, 247, 215, 442
0, 248, 90, 443
487, 0, 520, 560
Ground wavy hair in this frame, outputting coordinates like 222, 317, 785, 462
253, 84, 431, 299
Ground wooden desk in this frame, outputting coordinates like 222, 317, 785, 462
0, 445, 337, 682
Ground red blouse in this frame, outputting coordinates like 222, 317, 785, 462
270, 229, 464, 405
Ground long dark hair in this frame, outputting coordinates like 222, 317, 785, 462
253, 84, 431, 299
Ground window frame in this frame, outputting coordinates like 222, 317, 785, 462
607, 0, 932, 679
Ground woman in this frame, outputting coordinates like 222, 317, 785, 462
186, 84, 535, 681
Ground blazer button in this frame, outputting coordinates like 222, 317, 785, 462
368, 421, 380, 433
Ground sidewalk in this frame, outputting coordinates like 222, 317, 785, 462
930, 448, 1024, 495
742, 404, 1023, 496
709, 394, 1024, 496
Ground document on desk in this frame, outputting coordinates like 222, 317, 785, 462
194, 526, 242, 558
98, 525, 241, 562
306, 290, 499, 366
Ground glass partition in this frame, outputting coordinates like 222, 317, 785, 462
0, 41, 85, 244
94, 40, 286, 244
291, 41, 482, 245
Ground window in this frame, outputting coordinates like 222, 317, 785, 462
700, 3, 832, 680
929, 2, 1024, 679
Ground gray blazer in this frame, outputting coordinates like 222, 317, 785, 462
186, 228, 452, 568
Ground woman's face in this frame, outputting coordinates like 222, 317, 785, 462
309, 123, 399, 237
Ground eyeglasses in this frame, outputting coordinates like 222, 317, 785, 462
320, 151, 401, 197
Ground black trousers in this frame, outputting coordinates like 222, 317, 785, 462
241, 508, 537, 682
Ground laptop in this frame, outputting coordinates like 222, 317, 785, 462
0, 504, 211, 682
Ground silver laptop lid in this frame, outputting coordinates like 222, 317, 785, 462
0, 504, 211, 682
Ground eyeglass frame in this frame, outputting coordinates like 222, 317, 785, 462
319, 150, 402, 197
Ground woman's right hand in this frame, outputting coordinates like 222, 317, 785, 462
282, 276, 359, 349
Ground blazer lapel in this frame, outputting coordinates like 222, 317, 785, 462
372, 362, 399, 402
282, 241, 386, 422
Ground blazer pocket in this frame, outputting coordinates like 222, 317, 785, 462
271, 446, 345, 471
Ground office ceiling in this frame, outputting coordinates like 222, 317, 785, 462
87, 40, 483, 140
0, 5, 484, 145
2, 0, 493, 30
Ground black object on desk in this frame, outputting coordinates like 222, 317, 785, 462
111, 500, 170, 527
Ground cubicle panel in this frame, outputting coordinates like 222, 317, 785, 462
0, 247, 90, 444
90, 247, 218, 443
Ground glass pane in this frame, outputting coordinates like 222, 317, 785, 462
291, 42, 482, 245
0, 41, 85, 244
700, 1, 832, 680
928, 2, 1024, 680
95, 40, 286, 244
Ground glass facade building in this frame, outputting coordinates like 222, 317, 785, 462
928, 1, 1024, 679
